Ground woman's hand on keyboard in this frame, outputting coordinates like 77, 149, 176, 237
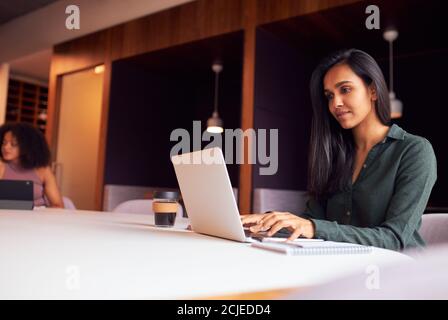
241, 212, 315, 240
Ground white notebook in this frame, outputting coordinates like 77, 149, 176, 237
251, 240, 373, 255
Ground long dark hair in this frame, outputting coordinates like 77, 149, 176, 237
0, 122, 51, 169
308, 49, 390, 199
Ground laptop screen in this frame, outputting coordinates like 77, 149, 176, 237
0, 180, 34, 210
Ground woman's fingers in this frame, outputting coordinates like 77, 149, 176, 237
240, 213, 264, 225
265, 219, 305, 239
251, 212, 291, 232
246, 212, 312, 239
259, 211, 289, 223
266, 219, 293, 237
287, 226, 304, 241
261, 213, 289, 231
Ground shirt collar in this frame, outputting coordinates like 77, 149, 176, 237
383, 123, 406, 142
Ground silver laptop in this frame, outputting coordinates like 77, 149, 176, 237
171, 147, 263, 242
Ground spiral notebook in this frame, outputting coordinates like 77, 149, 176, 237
251, 240, 373, 255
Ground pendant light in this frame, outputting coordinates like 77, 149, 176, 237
383, 28, 403, 119
206, 63, 224, 133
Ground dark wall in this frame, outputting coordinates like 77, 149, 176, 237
105, 62, 187, 188
391, 50, 448, 208
105, 33, 243, 189
252, 28, 313, 191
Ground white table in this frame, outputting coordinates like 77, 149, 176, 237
0, 209, 412, 299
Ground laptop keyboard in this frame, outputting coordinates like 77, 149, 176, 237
244, 229, 269, 242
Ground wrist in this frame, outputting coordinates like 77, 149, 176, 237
304, 219, 316, 238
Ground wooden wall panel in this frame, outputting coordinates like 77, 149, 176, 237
94, 58, 112, 211
110, 0, 243, 61
47, 30, 110, 147
52, 31, 109, 75
257, 0, 363, 25
239, 0, 257, 213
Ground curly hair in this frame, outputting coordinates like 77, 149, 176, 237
0, 122, 51, 169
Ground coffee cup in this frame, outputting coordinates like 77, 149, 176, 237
152, 191, 180, 227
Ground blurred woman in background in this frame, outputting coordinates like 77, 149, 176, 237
0, 122, 63, 208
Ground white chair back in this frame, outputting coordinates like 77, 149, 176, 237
62, 197, 76, 210
420, 213, 448, 246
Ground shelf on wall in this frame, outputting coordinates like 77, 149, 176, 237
5, 78, 48, 133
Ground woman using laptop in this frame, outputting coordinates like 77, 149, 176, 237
0, 123, 63, 208
242, 49, 437, 251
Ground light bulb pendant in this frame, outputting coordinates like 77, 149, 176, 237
207, 62, 224, 133
383, 28, 403, 119
207, 111, 223, 133
390, 91, 403, 119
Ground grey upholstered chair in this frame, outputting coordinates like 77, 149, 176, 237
62, 196, 76, 210
419, 213, 448, 246
252, 188, 308, 214
103, 185, 160, 211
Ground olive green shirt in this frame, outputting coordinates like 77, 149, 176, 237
300, 124, 437, 251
